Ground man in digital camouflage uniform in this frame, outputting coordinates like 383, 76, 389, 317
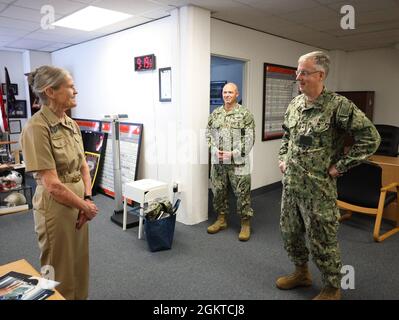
206, 82, 255, 241
277, 51, 380, 300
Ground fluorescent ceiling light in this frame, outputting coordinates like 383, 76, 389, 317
53, 6, 132, 31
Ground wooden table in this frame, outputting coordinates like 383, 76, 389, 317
0, 259, 65, 300
369, 155, 399, 224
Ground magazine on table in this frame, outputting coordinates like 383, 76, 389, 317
0, 271, 59, 300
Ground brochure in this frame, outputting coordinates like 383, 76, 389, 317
0, 271, 59, 300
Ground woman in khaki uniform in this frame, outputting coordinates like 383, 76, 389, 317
20, 66, 98, 300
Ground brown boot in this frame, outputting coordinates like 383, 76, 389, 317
276, 264, 312, 290
238, 217, 251, 241
313, 286, 341, 300
207, 214, 227, 234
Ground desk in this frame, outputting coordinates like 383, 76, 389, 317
369, 155, 399, 224
123, 179, 169, 239
0, 259, 65, 300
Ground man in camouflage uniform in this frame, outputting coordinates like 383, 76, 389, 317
206, 82, 255, 241
277, 51, 380, 300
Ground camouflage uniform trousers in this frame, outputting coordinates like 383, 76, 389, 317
211, 164, 253, 218
280, 187, 342, 288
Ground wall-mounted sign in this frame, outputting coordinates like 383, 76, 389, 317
134, 54, 156, 71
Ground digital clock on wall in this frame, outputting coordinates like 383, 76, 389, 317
134, 54, 156, 71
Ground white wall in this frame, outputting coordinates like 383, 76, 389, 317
52, 18, 174, 184
211, 19, 320, 190
336, 48, 399, 126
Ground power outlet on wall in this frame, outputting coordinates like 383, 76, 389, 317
173, 182, 180, 193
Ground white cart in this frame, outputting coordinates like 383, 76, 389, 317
123, 179, 169, 239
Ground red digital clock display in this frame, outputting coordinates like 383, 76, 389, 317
134, 54, 156, 71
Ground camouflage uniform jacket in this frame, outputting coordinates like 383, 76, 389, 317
206, 103, 255, 165
279, 88, 380, 199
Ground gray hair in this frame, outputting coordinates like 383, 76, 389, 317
298, 51, 330, 77
27, 65, 71, 105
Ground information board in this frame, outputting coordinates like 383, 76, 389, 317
262, 63, 298, 141
98, 122, 143, 197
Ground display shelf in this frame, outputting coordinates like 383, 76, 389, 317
0, 185, 33, 216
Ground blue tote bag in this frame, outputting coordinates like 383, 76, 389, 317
144, 199, 180, 252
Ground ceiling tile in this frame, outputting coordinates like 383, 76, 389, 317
69, 0, 96, 3
141, 8, 171, 19
24, 30, 76, 42
0, 16, 41, 31
327, 0, 398, 13
0, 34, 20, 42
325, 19, 399, 36
14, 0, 89, 15
147, 0, 189, 6
38, 42, 73, 51
236, 0, 321, 15
301, 18, 341, 31
94, 0, 164, 15
0, 5, 62, 23
93, 15, 151, 33
279, 6, 339, 24
6, 38, 53, 50
355, 9, 399, 24
0, 27, 31, 37
313, 0, 343, 4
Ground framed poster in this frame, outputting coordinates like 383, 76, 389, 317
75, 119, 106, 195
262, 63, 298, 141
2, 83, 18, 96
8, 100, 27, 118
159, 67, 171, 102
85, 152, 101, 189
9, 120, 21, 134
210, 81, 226, 106
98, 121, 143, 198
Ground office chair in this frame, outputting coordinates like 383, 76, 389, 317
337, 161, 399, 242
374, 124, 399, 157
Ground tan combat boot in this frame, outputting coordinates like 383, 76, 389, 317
207, 214, 227, 234
238, 218, 251, 241
276, 264, 312, 290
313, 286, 341, 300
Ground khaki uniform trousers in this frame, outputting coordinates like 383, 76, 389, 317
32, 178, 88, 300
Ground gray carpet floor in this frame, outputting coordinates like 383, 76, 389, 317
1, 187, 399, 300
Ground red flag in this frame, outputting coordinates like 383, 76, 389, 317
0, 85, 8, 132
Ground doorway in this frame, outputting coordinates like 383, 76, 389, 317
208, 55, 247, 217
210, 55, 246, 114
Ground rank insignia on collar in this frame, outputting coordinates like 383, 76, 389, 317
50, 125, 59, 134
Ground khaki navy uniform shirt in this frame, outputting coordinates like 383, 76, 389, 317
21, 105, 84, 177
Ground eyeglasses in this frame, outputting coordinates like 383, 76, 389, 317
295, 70, 321, 77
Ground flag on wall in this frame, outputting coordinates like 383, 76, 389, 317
5, 67, 16, 119
0, 85, 8, 132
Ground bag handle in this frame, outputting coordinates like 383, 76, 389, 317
172, 199, 181, 214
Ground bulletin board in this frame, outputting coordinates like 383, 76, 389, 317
262, 63, 298, 141
98, 121, 143, 198
74, 118, 143, 198
74, 118, 105, 195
